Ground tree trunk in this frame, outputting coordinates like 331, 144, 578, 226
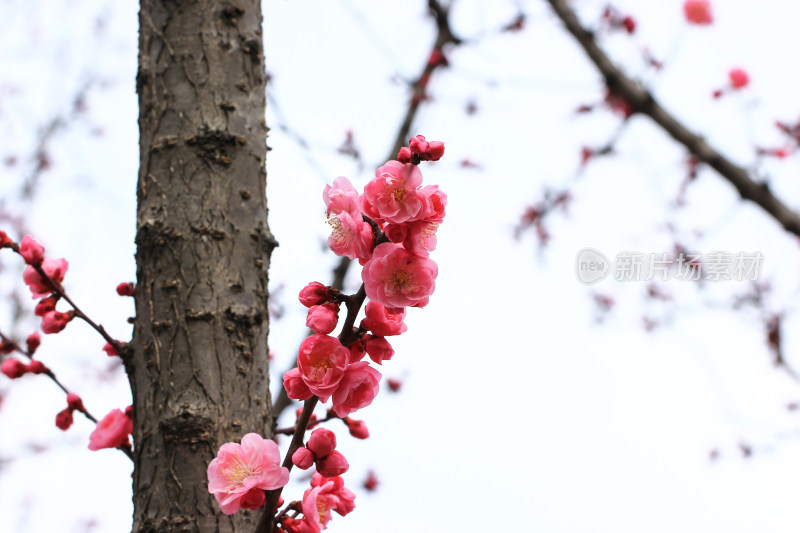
130, 1, 274, 531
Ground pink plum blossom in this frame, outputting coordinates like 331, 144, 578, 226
332, 361, 381, 417
297, 334, 350, 401
364, 335, 394, 364
207, 433, 290, 515
301, 473, 356, 532
283, 367, 313, 401
326, 210, 374, 262
361, 301, 407, 336
361, 243, 438, 308
19, 235, 44, 265
419, 185, 447, 222
23, 257, 69, 299
306, 303, 340, 335
402, 220, 439, 257
362, 161, 425, 224
323, 176, 361, 217
88, 408, 133, 451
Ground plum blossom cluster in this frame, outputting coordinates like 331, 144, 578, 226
0, 232, 134, 454
208, 135, 446, 532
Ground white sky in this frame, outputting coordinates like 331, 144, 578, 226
2, 0, 800, 532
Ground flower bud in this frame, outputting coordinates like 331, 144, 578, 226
55, 408, 74, 430
315, 450, 349, 477
1, 358, 28, 379
299, 282, 330, 307
344, 418, 369, 439
292, 447, 315, 470
26, 360, 48, 374
307, 427, 337, 458
26, 332, 41, 355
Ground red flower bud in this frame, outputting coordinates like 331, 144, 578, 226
315, 450, 349, 477
116, 282, 135, 296
55, 408, 74, 430
1, 358, 28, 379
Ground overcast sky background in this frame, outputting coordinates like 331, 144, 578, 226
2, 0, 800, 531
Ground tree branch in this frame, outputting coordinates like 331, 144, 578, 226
545, 0, 800, 237
271, 0, 462, 418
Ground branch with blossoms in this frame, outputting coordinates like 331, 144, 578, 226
272, 0, 461, 419
0, 232, 135, 458
544, 0, 800, 237
206, 136, 447, 533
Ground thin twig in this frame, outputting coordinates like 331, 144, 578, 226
545, 0, 800, 236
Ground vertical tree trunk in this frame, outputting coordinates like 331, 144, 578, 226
131, 1, 274, 531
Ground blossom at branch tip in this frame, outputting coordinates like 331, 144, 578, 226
299, 282, 331, 307
362, 243, 437, 308
408, 135, 445, 162
88, 407, 133, 451
23, 257, 69, 299
207, 433, 290, 515
19, 235, 44, 265
323, 176, 361, 218
362, 161, 425, 224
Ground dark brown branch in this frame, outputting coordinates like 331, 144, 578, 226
545, 0, 800, 237
0, 331, 135, 461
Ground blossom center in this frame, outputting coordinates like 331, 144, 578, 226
316, 495, 332, 524
223, 457, 260, 487
309, 355, 333, 380
392, 270, 412, 288
391, 186, 406, 203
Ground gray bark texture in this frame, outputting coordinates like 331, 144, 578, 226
130, 1, 275, 531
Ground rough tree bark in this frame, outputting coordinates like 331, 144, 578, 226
129, 1, 274, 531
